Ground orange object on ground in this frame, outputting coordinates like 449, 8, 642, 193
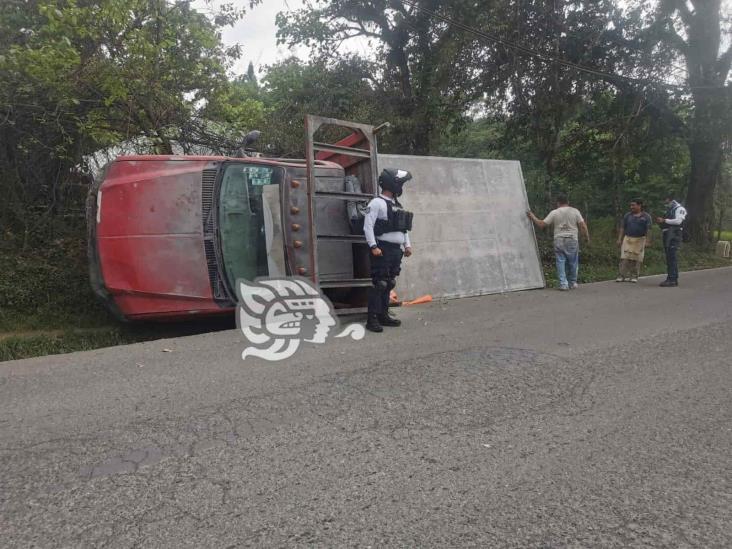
403, 294, 433, 306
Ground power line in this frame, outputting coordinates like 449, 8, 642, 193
399, 0, 726, 92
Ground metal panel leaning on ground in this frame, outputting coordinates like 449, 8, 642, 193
377, 155, 545, 301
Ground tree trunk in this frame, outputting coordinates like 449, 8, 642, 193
685, 86, 725, 244
685, 139, 722, 242
411, 122, 432, 156
717, 205, 725, 241
675, 0, 729, 244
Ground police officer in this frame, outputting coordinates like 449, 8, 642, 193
363, 168, 414, 333
655, 194, 687, 287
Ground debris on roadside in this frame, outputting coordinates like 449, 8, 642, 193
403, 295, 432, 306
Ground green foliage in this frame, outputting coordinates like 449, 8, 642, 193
434, 95, 692, 221
0, 0, 248, 239
239, 56, 385, 157
274, 0, 730, 236
0, 236, 109, 332
549, 90, 691, 218
436, 117, 508, 160
272, 57, 383, 152
0, 330, 136, 362
276, 0, 490, 154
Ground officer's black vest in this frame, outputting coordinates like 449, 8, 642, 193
374, 197, 413, 236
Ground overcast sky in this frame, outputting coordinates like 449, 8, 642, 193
189, 0, 305, 75
193, 0, 371, 76
187, 0, 310, 76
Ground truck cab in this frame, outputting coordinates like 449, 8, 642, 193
87, 116, 379, 321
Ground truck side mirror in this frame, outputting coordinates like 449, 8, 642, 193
235, 130, 262, 157
243, 130, 261, 149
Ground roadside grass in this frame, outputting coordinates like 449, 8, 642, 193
0, 329, 140, 363
0, 236, 109, 332
0, 321, 235, 363
2, 219, 729, 361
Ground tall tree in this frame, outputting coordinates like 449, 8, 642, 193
276, 0, 490, 154
652, 0, 732, 241
482, 0, 632, 205
0, 0, 251, 237
259, 56, 382, 156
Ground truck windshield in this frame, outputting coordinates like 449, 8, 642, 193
218, 163, 278, 286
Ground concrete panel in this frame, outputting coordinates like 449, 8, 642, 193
378, 155, 544, 300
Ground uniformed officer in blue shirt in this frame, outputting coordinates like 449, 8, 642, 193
363, 168, 414, 333
655, 193, 687, 287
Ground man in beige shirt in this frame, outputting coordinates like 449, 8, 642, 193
527, 194, 590, 290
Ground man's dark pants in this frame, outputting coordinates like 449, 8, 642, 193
663, 229, 681, 282
368, 241, 403, 316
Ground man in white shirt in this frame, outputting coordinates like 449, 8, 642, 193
363, 168, 414, 333
527, 194, 590, 291
655, 194, 687, 287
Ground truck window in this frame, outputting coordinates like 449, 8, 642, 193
218, 164, 277, 286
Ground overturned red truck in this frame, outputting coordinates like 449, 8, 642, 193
87, 116, 382, 321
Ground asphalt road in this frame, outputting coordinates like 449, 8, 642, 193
2, 268, 731, 547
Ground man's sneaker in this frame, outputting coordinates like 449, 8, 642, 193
615, 276, 624, 282
629, 277, 638, 283
659, 280, 678, 287
558, 285, 569, 291
570, 282, 579, 289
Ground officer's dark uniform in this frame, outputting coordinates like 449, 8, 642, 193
660, 199, 686, 287
363, 169, 414, 333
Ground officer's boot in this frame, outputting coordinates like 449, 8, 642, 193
366, 286, 384, 333
378, 313, 401, 327
365, 313, 383, 333
378, 278, 401, 327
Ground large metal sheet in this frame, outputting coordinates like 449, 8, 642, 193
378, 155, 545, 300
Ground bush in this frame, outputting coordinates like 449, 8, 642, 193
0, 232, 110, 331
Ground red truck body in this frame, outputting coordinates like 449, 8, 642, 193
88, 117, 380, 321
91, 156, 226, 320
